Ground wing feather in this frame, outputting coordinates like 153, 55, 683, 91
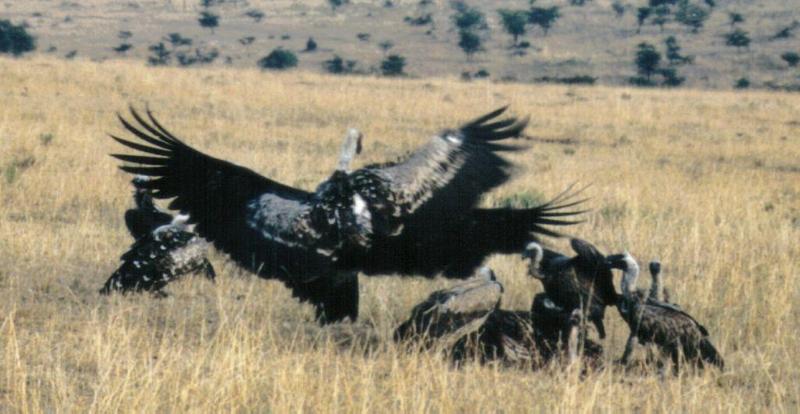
110, 107, 316, 273
362, 107, 528, 223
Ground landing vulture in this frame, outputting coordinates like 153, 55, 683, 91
109, 106, 583, 323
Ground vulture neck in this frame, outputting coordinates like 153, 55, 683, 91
526, 244, 544, 278
648, 267, 663, 301
134, 189, 155, 211
620, 255, 641, 298
336, 129, 363, 173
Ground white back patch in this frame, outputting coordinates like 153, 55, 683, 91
352, 194, 371, 219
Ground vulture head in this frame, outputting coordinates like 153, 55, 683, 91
648, 260, 663, 301
522, 242, 544, 279
607, 252, 640, 295
337, 128, 363, 172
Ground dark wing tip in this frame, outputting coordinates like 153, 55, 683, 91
526, 185, 591, 238
464, 106, 509, 128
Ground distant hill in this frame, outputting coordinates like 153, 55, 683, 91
4, 0, 799, 89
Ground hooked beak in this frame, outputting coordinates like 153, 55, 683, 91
605, 254, 627, 269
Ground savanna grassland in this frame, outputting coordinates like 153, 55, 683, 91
0, 56, 799, 412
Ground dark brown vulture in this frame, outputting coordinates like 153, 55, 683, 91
523, 239, 619, 339
607, 252, 724, 372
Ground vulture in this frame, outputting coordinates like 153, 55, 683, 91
647, 261, 673, 305
607, 252, 724, 371
452, 304, 596, 367
395, 268, 595, 368
394, 267, 504, 349
100, 178, 216, 295
523, 239, 619, 339
530, 293, 603, 365
100, 214, 216, 295
109, 106, 583, 323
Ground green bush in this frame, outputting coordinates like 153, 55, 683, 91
0, 20, 36, 56
380, 55, 406, 76
258, 49, 298, 70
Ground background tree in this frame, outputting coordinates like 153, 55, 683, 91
258, 48, 298, 70
636, 7, 652, 33
528, 6, 560, 36
770, 22, 797, 40
244, 9, 265, 22
611, 1, 625, 18
329, 0, 349, 11
664, 36, 691, 64
451, 3, 486, 32
497, 9, 528, 47
0, 19, 36, 56
674, 1, 709, 33
457, 30, 482, 60
659, 67, 685, 86
780, 52, 799, 67
635, 42, 661, 82
381, 54, 406, 76
324, 55, 356, 74
651, 5, 670, 32
649, 0, 677, 6
305, 37, 317, 52
728, 12, 744, 27
378, 40, 394, 56
734, 77, 749, 89
165, 33, 192, 48
198, 11, 219, 34
725, 29, 751, 52
113, 43, 133, 54
147, 42, 171, 66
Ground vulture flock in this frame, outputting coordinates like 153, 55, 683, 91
101, 106, 724, 374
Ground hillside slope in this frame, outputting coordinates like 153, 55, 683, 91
3, 0, 799, 89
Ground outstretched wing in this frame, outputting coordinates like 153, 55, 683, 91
349, 188, 586, 278
570, 238, 619, 306
109, 108, 323, 270
353, 106, 528, 233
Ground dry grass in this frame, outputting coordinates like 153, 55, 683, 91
0, 56, 799, 412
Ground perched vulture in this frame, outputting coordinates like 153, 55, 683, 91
607, 252, 724, 371
523, 239, 619, 339
109, 106, 583, 323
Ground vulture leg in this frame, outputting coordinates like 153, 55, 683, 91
200, 259, 217, 281
591, 316, 607, 340
620, 333, 638, 365
566, 309, 582, 365
294, 272, 359, 324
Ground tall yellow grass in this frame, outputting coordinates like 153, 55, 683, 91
0, 56, 798, 412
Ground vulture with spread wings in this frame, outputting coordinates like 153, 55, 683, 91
109, 106, 583, 323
